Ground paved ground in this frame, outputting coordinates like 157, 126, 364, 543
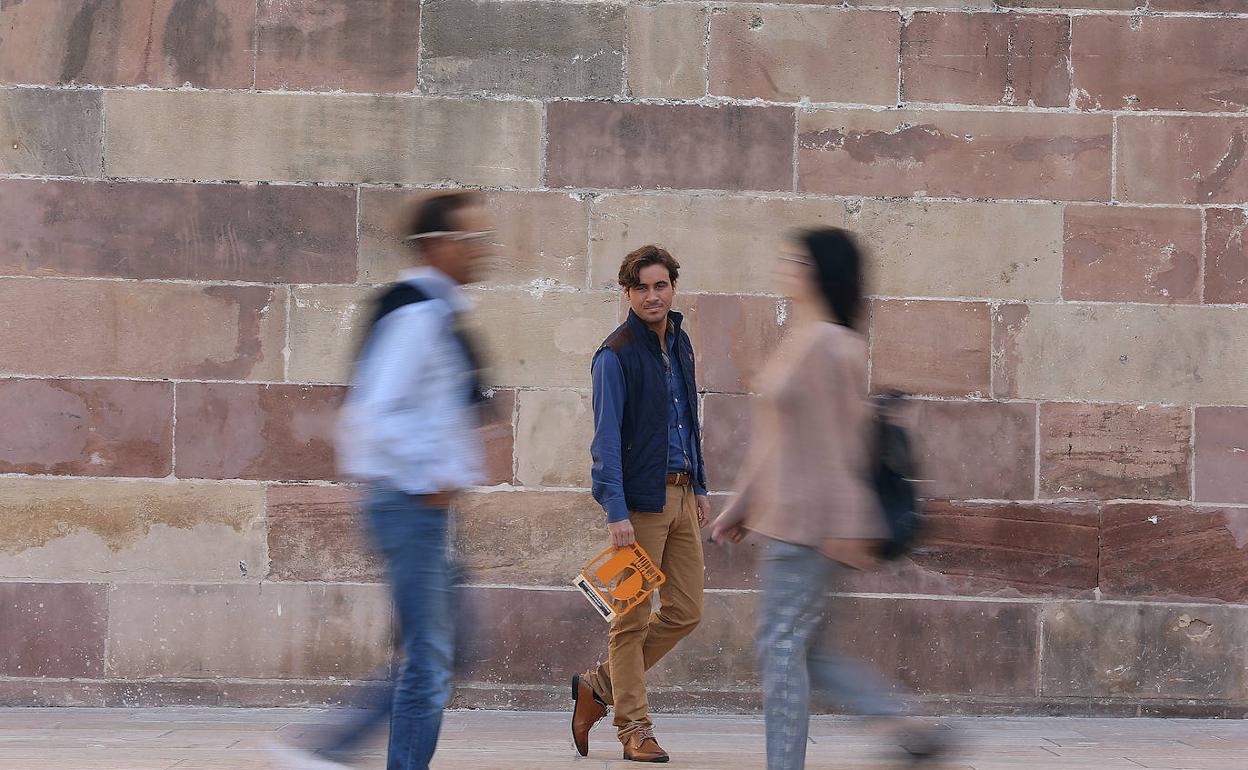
4, 708, 1248, 769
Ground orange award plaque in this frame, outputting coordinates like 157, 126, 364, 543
573, 543, 666, 622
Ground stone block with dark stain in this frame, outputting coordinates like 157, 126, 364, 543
0, 378, 172, 477
0, 279, 286, 380
174, 383, 346, 482
0, 89, 102, 176
1062, 206, 1201, 304
266, 485, 381, 583
1205, 208, 1248, 305
903, 12, 1070, 107
421, 0, 624, 98
1195, 406, 1248, 504
0, 582, 106, 678
909, 399, 1037, 501
547, 102, 795, 192
869, 300, 992, 398
256, 0, 420, 92
1100, 504, 1248, 603
1040, 601, 1248, 700
1073, 17, 1248, 113
1118, 116, 1248, 205
0, 180, 357, 283
799, 110, 1112, 201
0, 0, 255, 88
1038, 402, 1191, 500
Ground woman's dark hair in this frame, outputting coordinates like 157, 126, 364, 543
799, 227, 865, 330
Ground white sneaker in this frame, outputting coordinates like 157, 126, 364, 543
266, 739, 350, 770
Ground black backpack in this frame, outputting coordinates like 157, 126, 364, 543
870, 392, 923, 560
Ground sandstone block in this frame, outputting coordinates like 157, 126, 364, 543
0, 89, 102, 176
627, 4, 707, 99
1062, 206, 1201, 303
870, 300, 992, 398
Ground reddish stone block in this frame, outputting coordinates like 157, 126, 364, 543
1101, 504, 1248, 603
1151, 0, 1248, 8
175, 383, 346, 482
0, 582, 106, 678
0, 89, 102, 176
709, 7, 899, 104
0, 379, 172, 477
0, 0, 255, 87
454, 491, 603, 587
1195, 406, 1248, 505
482, 389, 516, 486
0, 279, 286, 380
678, 294, 792, 394
1073, 17, 1248, 113
702, 394, 754, 493
266, 485, 380, 583
0, 180, 357, 283
910, 399, 1037, 500
903, 13, 1070, 107
547, 102, 795, 192
1206, 208, 1248, 305
799, 110, 1112, 201
1118, 116, 1248, 205
1039, 402, 1191, 501
1062, 206, 1201, 304
256, 0, 420, 92
869, 300, 992, 398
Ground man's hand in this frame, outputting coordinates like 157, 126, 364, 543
695, 495, 711, 529
607, 519, 636, 548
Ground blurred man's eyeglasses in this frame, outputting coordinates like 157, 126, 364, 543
780, 254, 812, 266
403, 230, 498, 248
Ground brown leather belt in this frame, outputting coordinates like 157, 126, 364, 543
415, 491, 455, 508
666, 472, 691, 487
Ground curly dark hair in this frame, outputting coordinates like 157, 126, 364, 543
617, 244, 680, 290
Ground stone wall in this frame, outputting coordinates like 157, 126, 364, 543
2, 0, 1247, 715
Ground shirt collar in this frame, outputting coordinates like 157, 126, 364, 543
399, 266, 474, 312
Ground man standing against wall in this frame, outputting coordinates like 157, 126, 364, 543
571, 245, 711, 763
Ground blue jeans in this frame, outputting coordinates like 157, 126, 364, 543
364, 489, 456, 770
758, 538, 906, 770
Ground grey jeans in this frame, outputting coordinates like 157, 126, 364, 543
758, 538, 907, 770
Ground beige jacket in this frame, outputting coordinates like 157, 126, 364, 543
721, 321, 885, 562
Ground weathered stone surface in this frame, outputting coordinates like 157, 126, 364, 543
255, 0, 420, 92
1118, 116, 1248, 205
1073, 17, 1248, 112
0, 89, 102, 176
358, 189, 589, 286
107, 583, 392, 679
0, 379, 171, 477
627, 4, 707, 99
1062, 206, 1201, 304
679, 294, 793, 395
833, 597, 1040, 696
1101, 504, 1248, 603
994, 303, 1248, 404
702, 394, 754, 493
104, 91, 543, 186
1038, 403, 1191, 501
514, 390, 592, 488
1195, 407, 1248, 505
422, 0, 624, 98
1000, 0, 1141, 7
1206, 208, 1248, 305
0, 582, 106, 678
902, 12, 1070, 107
174, 383, 345, 482
0, 0, 255, 87
0, 478, 265, 582
0, 279, 285, 380
709, 7, 899, 104
852, 0, 993, 6
547, 102, 795, 192
1151, 0, 1248, 8
466, 289, 621, 388
869, 300, 992, 398
266, 485, 380, 583
482, 389, 516, 487
287, 285, 371, 385
847, 200, 1063, 300
799, 110, 1112, 201
910, 399, 1037, 500
454, 491, 603, 586
0, 180, 357, 283
1040, 602, 1248, 700
589, 194, 844, 294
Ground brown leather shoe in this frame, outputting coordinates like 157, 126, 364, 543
622, 726, 670, 763
571, 674, 607, 757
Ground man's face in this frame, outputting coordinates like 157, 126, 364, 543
432, 204, 498, 285
627, 263, 676, 327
